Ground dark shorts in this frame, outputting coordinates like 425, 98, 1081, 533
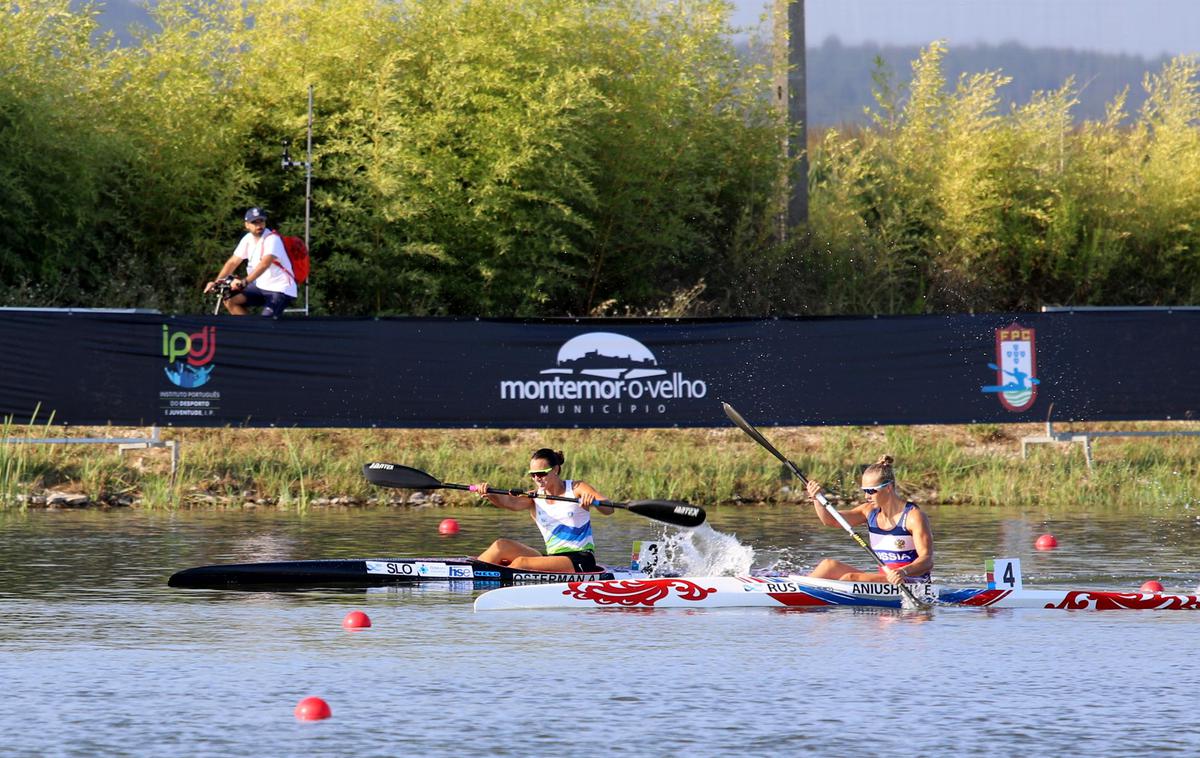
238, 282, 296, 318
551, 550, 598, 572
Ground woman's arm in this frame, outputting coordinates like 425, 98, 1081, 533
572, 481, 614, 515
897, 507, 934, 578
806, 480, 868, 528
472, 483, 533, 512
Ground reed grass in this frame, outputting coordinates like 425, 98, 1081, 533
1, 421, 1198, 515
0, 417, 28, 507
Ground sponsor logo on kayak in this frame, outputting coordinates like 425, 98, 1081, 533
416, 562, 451, 577
981, 323, 1039, 412
159, 324, 222, 417
365, 560, 471, 578
497, 331, 708, 419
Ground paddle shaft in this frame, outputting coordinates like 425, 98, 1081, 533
721, 403, 929, 608
362, 463, 704, 528
449, 482, 705, 526
443, 480, 621, 509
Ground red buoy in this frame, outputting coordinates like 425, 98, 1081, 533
294, 696, 332, 721
1140, 580, 1164, 594
438, 518, 460, 535
342, 610, 371, 629
1035, 534, 1058, 550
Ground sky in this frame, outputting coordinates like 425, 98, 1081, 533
731, 0, 1200, 59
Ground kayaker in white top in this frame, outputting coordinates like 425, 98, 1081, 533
804, 455, 934, 587
473, 448, 614, 572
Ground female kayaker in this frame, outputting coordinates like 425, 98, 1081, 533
473, 448, 613, 572
804, 455, 933, 586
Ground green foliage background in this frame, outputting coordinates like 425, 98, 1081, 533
1, 1, 1198, 316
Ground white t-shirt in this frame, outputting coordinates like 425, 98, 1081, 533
233, 230, 297, 297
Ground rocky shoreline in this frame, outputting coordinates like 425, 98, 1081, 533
13, 490, 450, 510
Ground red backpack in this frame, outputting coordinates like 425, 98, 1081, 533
270, 232, 310, 284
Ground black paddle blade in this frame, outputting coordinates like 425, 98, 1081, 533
362, 463, 443, 490
722, 402, 806, 481
622, 500, 706, 528
722, 402, 781, 457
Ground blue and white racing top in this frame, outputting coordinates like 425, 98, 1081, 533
533, 481, 595, 555
867, 502, 930, 581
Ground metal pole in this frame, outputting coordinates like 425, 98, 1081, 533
774, 0, 808, 238
787, 0, 808, 230
281, 86, 314, 315
303, 84, 313, 316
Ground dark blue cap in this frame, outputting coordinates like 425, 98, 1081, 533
244, 207, 267, 222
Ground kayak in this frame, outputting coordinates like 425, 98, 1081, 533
169, 539, 667, 590
167, 556, 639, 590
474, 573, 1200, 611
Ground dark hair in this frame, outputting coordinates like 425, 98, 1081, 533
862, 455, 895, 483
530, 448, 565, 468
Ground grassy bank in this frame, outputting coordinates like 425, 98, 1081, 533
2, 421, 1199, 513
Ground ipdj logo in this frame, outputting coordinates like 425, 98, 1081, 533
162, 325, 217, 388
980, 323, 1039, 412
498, 332, 707, 417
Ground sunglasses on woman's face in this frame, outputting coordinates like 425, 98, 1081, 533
528, 467, 555, 478
861, 481, 892, 495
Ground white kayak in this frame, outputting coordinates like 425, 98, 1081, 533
475, 564, 1200, 612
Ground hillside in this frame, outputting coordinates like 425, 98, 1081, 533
88, 1, 1172, 127
804, 36, 1173, 126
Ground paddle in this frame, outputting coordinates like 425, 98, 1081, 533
721, 402, 931, 609
362, 462, 706, 528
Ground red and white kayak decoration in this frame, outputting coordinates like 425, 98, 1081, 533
474, 558, 1200, 612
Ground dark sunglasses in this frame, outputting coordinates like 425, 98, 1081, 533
861, 481, 893, 495
528, 466, 555, 478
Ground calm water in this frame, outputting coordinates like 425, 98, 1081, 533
3, 504, 1200, 757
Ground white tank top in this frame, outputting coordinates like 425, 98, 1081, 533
532, 481, 595, 554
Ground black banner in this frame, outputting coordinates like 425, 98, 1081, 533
0, 311, 1195, 427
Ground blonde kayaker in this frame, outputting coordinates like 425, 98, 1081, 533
473, 448, 613, 572
805, 455, 933, 586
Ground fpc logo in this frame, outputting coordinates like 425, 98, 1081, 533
498, 332, 707, 418
162, 325, 217, 388
981, 323, 1039, 411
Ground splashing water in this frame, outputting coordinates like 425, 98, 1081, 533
655, 524, 756, 576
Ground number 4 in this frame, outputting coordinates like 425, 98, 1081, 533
989, 558, 1023, 590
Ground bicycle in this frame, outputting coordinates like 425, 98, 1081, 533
211, 276, 236, 315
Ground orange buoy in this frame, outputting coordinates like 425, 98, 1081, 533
1035, 534, 1058, 550
1140, 580, 1164, 594
294, 696, 332, 721
342, 610, 371, 629
438, 518, 460, 535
